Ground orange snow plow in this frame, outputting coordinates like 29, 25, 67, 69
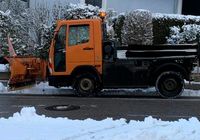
0, 35, 47, 90
6, 57, 47, 90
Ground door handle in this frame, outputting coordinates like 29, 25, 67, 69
83, 47, 94, 50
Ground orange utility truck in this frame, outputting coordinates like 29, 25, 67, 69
1, 14, 200, 98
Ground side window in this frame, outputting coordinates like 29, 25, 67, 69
56, 26, 66, 50
68, 25, 90, 46
54, 25, 67, 72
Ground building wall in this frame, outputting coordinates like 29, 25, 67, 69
29, 0, 183, 14
104, 0, 182, 14
30, 0, 81, 8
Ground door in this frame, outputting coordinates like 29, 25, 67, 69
53, 25, 67, 73
66, 22, 95, 74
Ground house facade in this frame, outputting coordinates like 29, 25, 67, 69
87, 0, 183, 14
28, 0, 200, 15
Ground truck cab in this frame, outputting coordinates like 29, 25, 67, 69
48, 19, 103, 92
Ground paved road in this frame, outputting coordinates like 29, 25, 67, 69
0, 94, 200, 121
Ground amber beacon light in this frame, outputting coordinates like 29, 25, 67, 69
99, 11, 107, 19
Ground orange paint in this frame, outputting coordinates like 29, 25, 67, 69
49, 19, 103, 76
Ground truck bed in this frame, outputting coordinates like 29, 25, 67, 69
117, 44, 199, 59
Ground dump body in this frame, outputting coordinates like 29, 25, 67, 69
124, 44, 199, 59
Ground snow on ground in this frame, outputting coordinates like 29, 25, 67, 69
0, 107, 200, 140
0, 82, 6, 92
0, 82, 71, 95
193, 67, 200, 73
0, 81, 200, 97
0, 64, 8, 72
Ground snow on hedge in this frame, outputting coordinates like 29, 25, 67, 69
153, 13, 200, 44
122, 9, 153, 45
0, 107, 200, 140
153, 13, 200, 22
167, 24, 200, 44
113, 11, 200, 45
63, 3, 100, 20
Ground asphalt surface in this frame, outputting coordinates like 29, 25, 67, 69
0, 93, 200, 121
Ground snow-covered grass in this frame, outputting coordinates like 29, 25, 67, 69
0, 107, 200, 140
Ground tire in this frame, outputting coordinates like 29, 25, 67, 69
156, 71, 184, 98
73, 73, 98, 97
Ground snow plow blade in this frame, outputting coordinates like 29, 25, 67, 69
6, 57, 47, 91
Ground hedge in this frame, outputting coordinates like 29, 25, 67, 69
112, 13, 200, 45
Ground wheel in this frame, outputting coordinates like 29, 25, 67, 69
156, 71, 184, 98
73, 73, 97, 97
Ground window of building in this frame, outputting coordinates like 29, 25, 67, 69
85, 0, 102, 8
182, 0, 200, 15
68, 25, 90, 46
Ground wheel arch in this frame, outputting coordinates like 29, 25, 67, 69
150, 62, 189, 85
71, 65, 102, 85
